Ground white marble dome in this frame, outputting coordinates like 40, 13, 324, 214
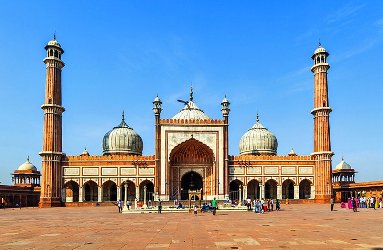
335, 159, 352, 170
47, 39, 62, 48
239, 115, 278, 155
173, 88, 210, 120
313, 43, 328, 55
18, 157, 37, 171
102, 113, 143, 155
173, 100, 210, 120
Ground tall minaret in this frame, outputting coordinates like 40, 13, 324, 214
311, 43, 333, 203
39, 36, 65, 207
221, 95, 230, 197
152, 95, 162, 197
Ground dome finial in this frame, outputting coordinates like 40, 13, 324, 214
190, 84, 193, 101
318, 39, 321, 47
190, 83, 193, 101
256, 113, 260, 123
342, 155, 344, 161
27, 155, 30, 162
122, 111, 125, 123
53, 31, 56, 40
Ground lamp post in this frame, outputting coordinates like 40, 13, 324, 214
143, 185, 147, 208
123, 183, 128, 210
239, 184, 242, 205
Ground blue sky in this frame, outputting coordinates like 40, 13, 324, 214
0, 1, 382, 184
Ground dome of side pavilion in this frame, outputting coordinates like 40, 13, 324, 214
239, 114, 278, 155
102, 112, 143, 155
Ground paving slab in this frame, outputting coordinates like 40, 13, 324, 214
0, 204, 382, 249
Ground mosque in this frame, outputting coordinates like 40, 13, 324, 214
35, 37, 336, 208
1, 38, 382, 208
2, 38, 381, 208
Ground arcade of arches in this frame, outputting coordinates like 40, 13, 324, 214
228, 179, 313, 201
64, 179, 156, 203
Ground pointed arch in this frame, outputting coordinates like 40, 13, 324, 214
299, 179, 312, 199
282, 179, 295, 199
102, 180, 117, 201
169, 138, 214, 165
83, 180, 98, 201
64, 180, 79, 202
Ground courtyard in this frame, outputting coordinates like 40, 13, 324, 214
0, 204, 382, 249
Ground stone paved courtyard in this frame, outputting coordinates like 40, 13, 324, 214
0, 204, 382, 249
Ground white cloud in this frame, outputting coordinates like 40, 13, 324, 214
326, 4, 365, 24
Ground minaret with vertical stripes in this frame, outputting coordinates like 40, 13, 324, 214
311, 43, 333, 203
39, 37, 65, 207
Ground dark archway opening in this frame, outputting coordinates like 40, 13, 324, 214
265, 180, 277, 199
247, 180, 260, 200
181, 171, 203, 200
84, 181, 98, 201
102, 181, 117, 201
282, 180, 295, 199
299, 179, 312, 199
139, 180, 155, 202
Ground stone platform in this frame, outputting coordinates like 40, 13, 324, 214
0, 204, 382, 249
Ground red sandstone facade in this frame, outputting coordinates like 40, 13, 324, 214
38, 39, 336, 206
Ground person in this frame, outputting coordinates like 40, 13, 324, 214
158, 198, 162, 214
267, 199, 271, 211
330, 197, 334, 211
276, 199, 280, 211
261, 199, 266, 212
246, 197, 251, 211
134, 197, 138, 209
352, 197, 357, 212
270, 199, 274, 211
117, 200, 122, 213
127, 200, 131, 210
177, 202, 183, 209
212, 198, 218, 215
194, 205, 198, 215
371, 197, 375, 210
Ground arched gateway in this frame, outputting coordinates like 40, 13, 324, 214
169, 138, 214, 201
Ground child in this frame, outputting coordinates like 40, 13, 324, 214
194, 206, 198, 215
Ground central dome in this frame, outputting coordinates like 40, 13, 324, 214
102, 112, 143, 155
239, 115, 278, 155
172, 87, 210, 120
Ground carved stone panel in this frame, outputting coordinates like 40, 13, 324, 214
247, 167, 261, 175
64, 168, 79, 176
83, 168, 98, 176
121, 168, 136, 176
282, 167, 296, 175
299, 167, 313, 175
102, 168, 117, 176
264, 167, 278, 175
139, 168, 155, 175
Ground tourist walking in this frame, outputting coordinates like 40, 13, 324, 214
270, 199, 274, 211
330, 197, 334, 211
371, 197, 375, 210
352, 197, 357, 212
276, 199, 280, 211
212, 198, 218, 215
158, 198, 162, 214
246, 197, 251, 211
117, 199, 122, 213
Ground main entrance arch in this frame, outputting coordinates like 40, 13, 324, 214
169, 138, 214, 201
181, 171, 203, 200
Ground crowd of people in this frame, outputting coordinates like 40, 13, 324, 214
341, 196, 383, 212
245, 198, 281, 213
